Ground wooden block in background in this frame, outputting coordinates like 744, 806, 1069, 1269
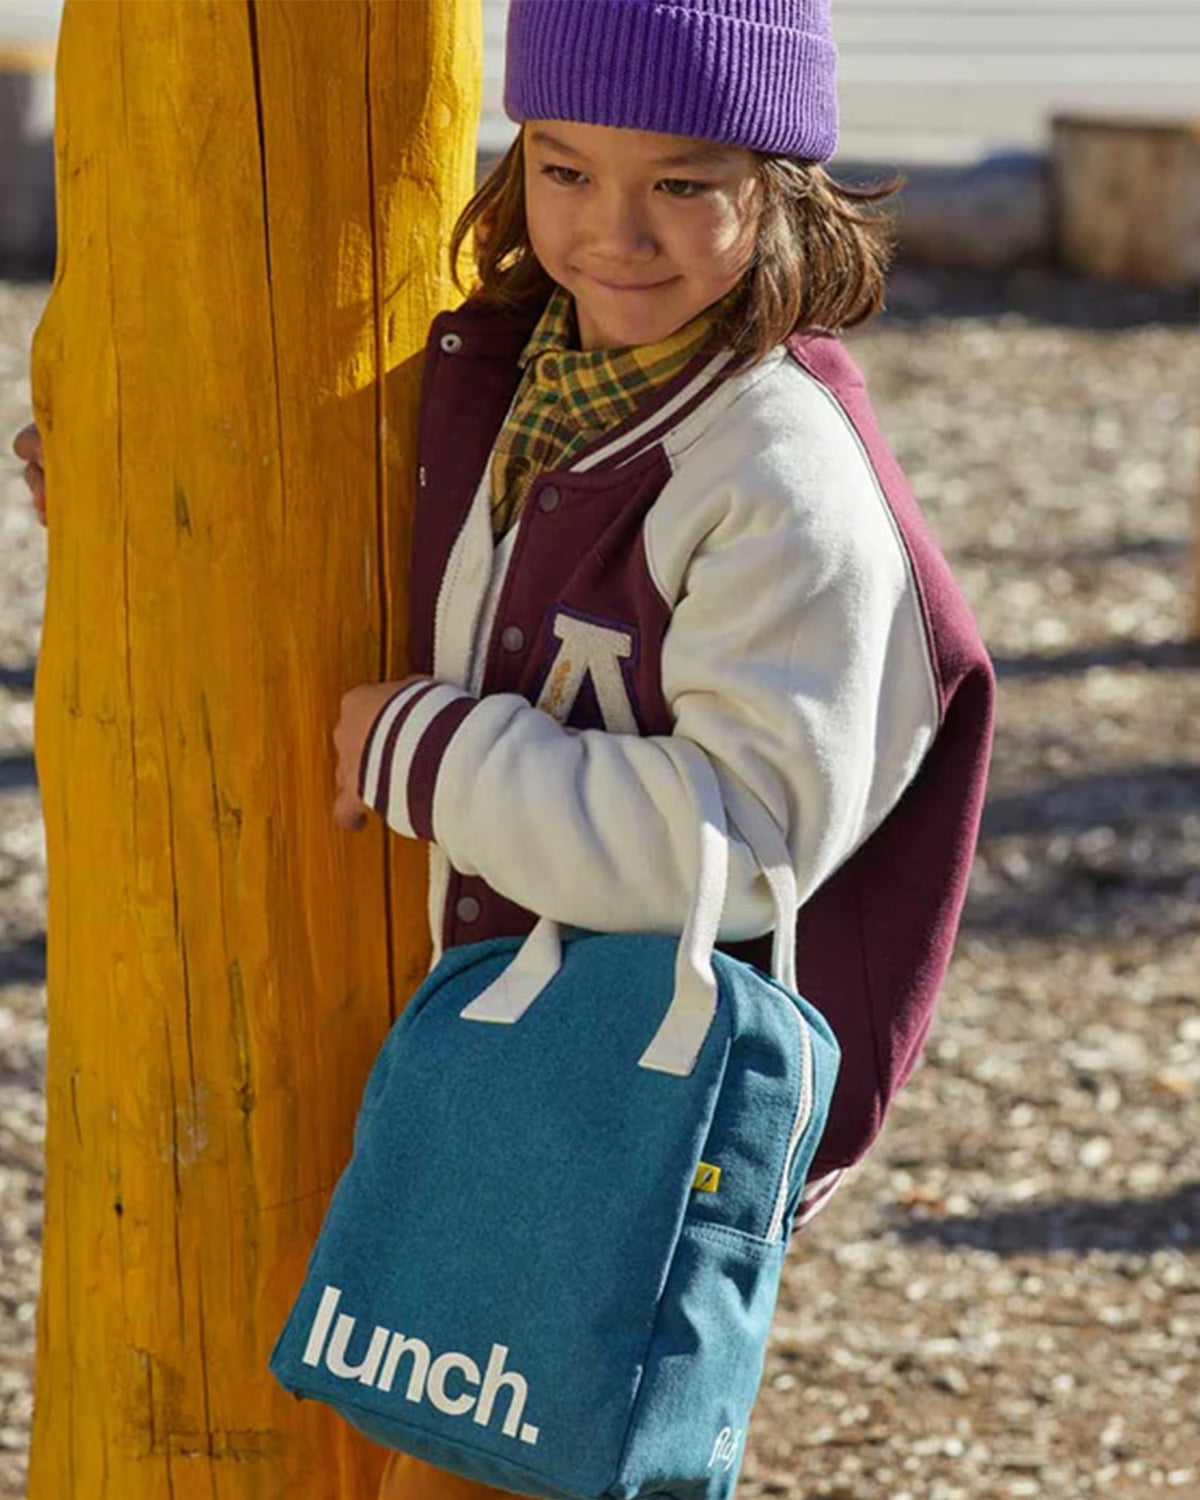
1051, 114, 1200, 289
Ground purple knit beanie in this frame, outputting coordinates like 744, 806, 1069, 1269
504, 0, 839, 163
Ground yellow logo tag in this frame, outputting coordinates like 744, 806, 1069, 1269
692, 1162, 722, 1194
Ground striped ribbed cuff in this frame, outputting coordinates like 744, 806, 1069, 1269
358, 679, 478, 840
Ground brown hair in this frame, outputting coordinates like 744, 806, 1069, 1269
448, 128, 903, 372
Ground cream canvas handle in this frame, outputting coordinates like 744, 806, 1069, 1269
458, 741, 799, 1078
636, 740, 730, 1076
720, 778, 799, 996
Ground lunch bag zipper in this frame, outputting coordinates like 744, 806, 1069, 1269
765, 997, 815, 1242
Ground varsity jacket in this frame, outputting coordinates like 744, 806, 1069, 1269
360, 298, 996, 1182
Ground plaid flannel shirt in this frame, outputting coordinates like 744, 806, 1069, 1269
489, 285, 726, 538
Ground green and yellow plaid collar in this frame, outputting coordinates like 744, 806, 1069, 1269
516, 284, 726, 435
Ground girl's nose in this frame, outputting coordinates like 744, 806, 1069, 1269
584, 192, 657, 262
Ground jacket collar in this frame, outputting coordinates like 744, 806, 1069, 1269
432, 294, 740, 476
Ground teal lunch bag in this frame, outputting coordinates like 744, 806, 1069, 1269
270, 743, 840, 1499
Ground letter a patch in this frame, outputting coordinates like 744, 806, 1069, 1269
535, 608, 639, 733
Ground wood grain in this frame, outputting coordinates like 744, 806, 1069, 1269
26, 2, 479, 1493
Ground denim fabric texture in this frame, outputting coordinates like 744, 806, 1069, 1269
269, 930, 839, 1499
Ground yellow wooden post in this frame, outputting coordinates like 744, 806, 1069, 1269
26, 2, 480, 1494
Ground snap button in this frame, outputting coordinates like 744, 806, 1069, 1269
501, 625, 525, 652
439, 332, 463, 354
455, 895, 481, 923
537, 486, 561, 513
540, 356, 559, 380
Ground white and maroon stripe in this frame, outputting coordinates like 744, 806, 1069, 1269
569, 350, 735, 475
360, 680, 473, 837
407, 696, 478, 840
792, 1168, 847, 1233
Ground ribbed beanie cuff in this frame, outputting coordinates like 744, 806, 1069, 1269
504, 0, 838, 162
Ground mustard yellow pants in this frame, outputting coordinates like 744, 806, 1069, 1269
376, 1451, 528, 1499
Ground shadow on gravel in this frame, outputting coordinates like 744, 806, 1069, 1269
893, 1181, 1200, 1255
881, 263, 1200, 329
0, 752, 36, 792
0, 933, 45, 988
0, 663, 35, 693
991, 639, 1200, 682
960, 538, 1191, 571
965, 762, 1200, 935
980, 764, 1200, 837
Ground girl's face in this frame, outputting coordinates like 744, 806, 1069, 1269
523, 119, 763, 351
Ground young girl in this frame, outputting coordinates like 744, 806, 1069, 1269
18, 2, 994, 1495
329, 3, 995, 1492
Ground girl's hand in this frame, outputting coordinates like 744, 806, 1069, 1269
333, 675, 429, 831
12, 423, 46, 527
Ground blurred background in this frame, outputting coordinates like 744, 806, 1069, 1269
1, 3, 1198, 1498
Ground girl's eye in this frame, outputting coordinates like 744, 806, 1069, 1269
538, 166, 709, 197
542, 164, 587, 187
657, 179, 708, 198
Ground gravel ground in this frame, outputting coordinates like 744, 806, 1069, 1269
2, 268, 1199, 1499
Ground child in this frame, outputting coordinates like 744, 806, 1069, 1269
331, 2, 995, 1493
20, 2, 995, 1494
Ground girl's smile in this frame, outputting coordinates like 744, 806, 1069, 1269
583, 273, 682, 294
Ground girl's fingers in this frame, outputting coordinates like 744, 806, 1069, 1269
333, 756, 367, 832
24, 463, 47, 526
12, 424, 42, 465
25, 461, 44, 496
333, 787, 368, 832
